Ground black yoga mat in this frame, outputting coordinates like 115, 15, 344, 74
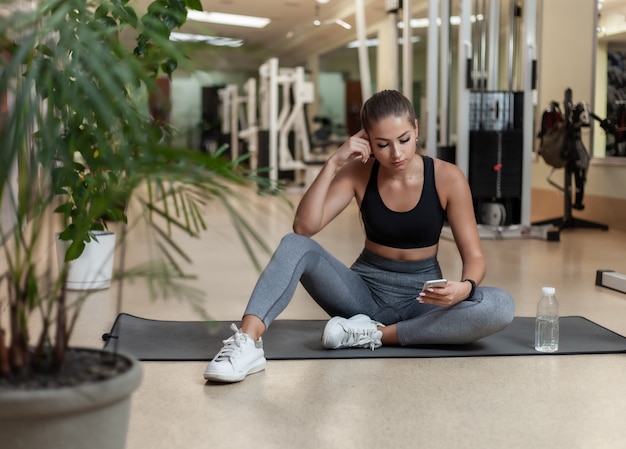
102, 313, 626, 361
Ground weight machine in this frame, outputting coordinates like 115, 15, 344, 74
258, 57, 321, 184
218, 78, 259, 169
432, 0, 559, 240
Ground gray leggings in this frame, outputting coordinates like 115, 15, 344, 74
244, 233, 515, 345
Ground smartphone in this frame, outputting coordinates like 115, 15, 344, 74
421, 278, 448, 291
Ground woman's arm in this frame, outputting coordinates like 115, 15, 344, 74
434, 160, 486, 301
293, 130, 371, 236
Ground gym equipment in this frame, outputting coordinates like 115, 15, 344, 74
218, 78, 259, 169
465, 1, 526, 234
239, 78, 259, 170
434, 0, 553, 240
468, 92, 524, 227
200, 86, 227, 155
258, 57, 321, 184
603, 101, 626, 157
218, 84, 238, 158
534, 88, 608, 232
596, 270, 626, 295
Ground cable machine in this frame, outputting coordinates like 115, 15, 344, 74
430, 0, 556, 240
258, 57, 318, 185
218, 78, 259, 170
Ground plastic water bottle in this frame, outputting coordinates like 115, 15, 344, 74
535, 286, 559, 352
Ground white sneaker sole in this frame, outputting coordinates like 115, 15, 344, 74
204, 357, 267, 383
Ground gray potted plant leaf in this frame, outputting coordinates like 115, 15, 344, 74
0, 0, 274, 448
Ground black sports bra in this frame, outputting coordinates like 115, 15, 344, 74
360, 156, 445, 249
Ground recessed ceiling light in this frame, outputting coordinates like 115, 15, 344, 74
187, 10, 270, 28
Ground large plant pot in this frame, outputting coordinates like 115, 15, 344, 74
57, 231, 116, 290
0, 349, 142, 449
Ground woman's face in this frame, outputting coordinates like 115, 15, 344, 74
366, 115, 418, 171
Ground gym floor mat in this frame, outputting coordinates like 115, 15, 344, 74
102, 313, 626, 360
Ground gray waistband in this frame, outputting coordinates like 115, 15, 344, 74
354, 248, 440, 274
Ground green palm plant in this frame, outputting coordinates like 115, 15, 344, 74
0, 0, 275, 382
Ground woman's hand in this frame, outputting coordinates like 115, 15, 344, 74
330, 129, 372, 168
293, 130, 368, 236
417, 280, 473, 307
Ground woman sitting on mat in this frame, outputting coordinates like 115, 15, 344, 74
204, 89, 515, 383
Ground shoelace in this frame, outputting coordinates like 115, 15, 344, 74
340, 325, 380, 351
214, 323, 246, 361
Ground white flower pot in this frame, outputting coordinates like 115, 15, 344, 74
56, 231, 116, 290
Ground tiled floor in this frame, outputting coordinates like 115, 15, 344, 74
71, 183, 626, 449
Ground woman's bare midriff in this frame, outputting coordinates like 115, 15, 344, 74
364, 239, 439, 261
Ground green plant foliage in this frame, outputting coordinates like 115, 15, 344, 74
0, 0, 278, 380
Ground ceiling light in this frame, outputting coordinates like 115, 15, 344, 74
396, 14, 484, 29
170, 32, 244, 47
408, 18, 430, 28
334, 19, 352, 30
187, 10, 270, 28
347, 38, 379, 48
347, 36, 420, 49
314, 4, 321, 26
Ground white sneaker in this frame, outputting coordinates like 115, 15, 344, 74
204, 324, 267, 383
322, 314, 383, 351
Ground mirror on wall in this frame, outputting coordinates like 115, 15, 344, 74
604, 43, 626, 157
595, 0, 626, 158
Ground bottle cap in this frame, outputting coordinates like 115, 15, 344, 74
542, 286, 556, 295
